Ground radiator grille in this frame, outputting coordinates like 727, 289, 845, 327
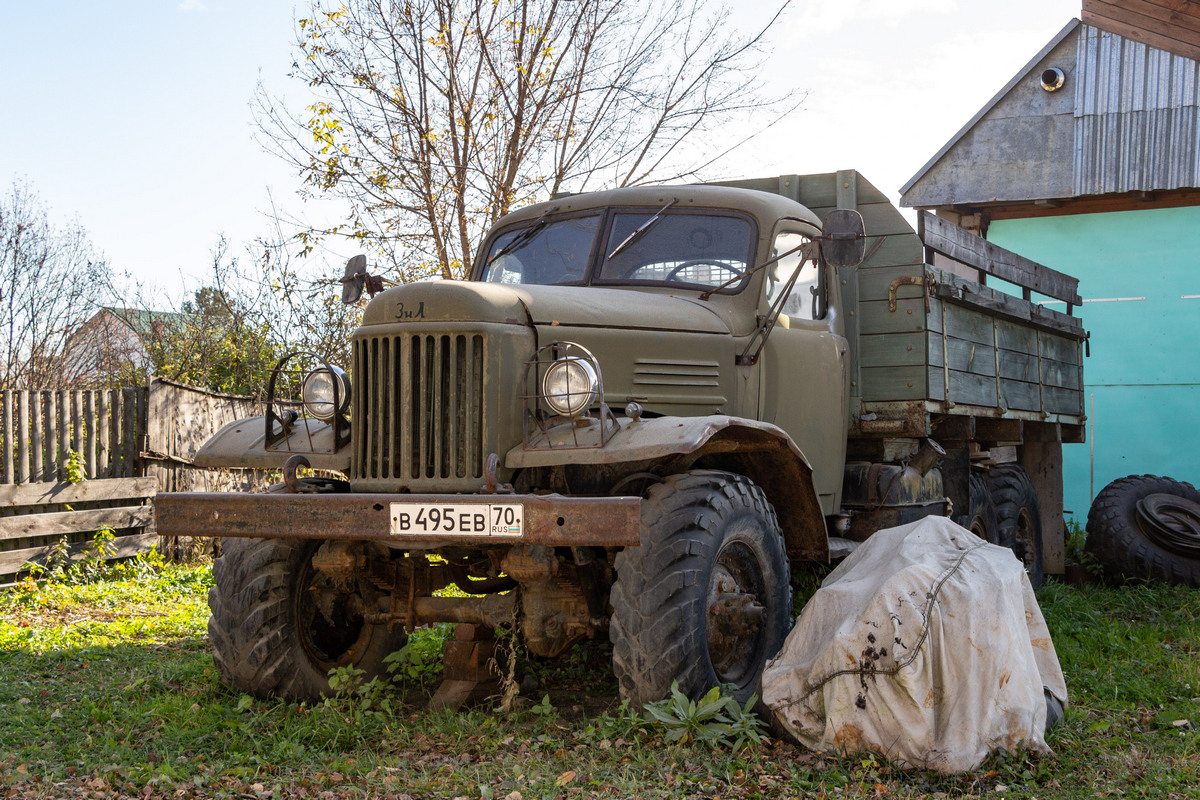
353, 332, 486, 482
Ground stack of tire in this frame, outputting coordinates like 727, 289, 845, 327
1086, 475, 1200, 587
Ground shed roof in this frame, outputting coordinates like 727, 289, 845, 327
901, 17, 1200, 210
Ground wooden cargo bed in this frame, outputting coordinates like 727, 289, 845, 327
726, 170, 1087, 442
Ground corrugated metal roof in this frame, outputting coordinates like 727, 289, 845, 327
1073, 25, 1200, 196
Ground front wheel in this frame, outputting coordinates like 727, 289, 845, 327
208, 538, 407, 700
610, 471, 792, 707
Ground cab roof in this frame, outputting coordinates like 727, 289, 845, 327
497, 184, 823, 231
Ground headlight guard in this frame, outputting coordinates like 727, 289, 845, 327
522, 341, 618, 450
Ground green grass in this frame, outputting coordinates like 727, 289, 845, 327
1, 566, 1199, 799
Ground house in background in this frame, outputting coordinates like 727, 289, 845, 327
62, 307, 184, 386
900, 0, 1200, 521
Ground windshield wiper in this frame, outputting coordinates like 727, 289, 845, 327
606, 198, 678, 261
487, 206, 558, 266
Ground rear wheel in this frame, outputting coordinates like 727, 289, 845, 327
988, 465, 1044, 589
955, 471, 998, 543
209, 537, 407, 700
610, 471, 792, 707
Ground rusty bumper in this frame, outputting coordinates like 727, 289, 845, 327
155, 491, 642, 548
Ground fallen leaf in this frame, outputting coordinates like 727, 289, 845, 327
555, 771, 576, 787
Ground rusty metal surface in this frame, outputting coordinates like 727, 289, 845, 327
155, 491, 641, 547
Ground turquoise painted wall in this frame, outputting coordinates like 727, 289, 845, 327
988, 207, 1200, 522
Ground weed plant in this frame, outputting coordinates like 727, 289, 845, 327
1, 563, 1199, 798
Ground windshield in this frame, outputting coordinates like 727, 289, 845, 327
478, 209, 756, 290
479, 213, 601, 285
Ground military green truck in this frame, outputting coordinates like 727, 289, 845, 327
156, 170, 1086, 707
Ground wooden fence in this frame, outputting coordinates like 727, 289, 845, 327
2, 388, 147, 484
0, 380, 268, 581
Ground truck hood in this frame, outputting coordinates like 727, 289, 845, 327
361, 281, 731, 334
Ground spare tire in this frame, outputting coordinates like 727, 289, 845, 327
1086, 475, 1200, 587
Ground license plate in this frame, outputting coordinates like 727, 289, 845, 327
389, 503, 524, 537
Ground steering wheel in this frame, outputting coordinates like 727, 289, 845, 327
663, 259, 742, 283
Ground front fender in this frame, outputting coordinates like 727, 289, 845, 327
506, 415, 828, 561
192, 416, 351, 473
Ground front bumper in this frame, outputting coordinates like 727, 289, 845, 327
155, 491, 642, 548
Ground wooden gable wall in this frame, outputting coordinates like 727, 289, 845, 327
1083, 0, 1200, 61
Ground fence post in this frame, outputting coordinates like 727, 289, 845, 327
46, 392, 57, 481
84, 391, 97, 479
98, 390, 111, 477
57, 390, 69, 479
16, 391, 28, 484
2, 392, 11, 485
28, 393, 41, 484
122, 387, 136, 478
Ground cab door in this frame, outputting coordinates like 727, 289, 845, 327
758, 227, 850, 513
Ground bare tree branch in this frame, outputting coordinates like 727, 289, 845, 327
256, 0, 799, 280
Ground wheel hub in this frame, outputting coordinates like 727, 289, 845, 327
706, 550, 767, 682
1136, 493, 1200, 559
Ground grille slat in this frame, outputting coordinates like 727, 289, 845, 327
354, 332, 486, 485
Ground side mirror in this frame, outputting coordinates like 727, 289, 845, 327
341, 254, 368, 305
822, 209, 866, 268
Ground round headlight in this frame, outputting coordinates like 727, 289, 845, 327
542, 356, 598, 417
301, 365, 351, 421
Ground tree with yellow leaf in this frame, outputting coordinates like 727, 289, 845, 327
257, 0, 795, 280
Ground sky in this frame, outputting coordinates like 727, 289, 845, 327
1, 0, 1083, 303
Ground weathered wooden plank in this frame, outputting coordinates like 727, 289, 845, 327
1083, 0, 1200, 61
2, 392, 11, 485
112, 389, 124, 478
945, 338, 997, 377
858, 297, 931, 336
935, 283, 1084, 337
858, 332, 926, 368
0, 504, 154, 542
807, 202, 917, 239
999, 379, 1041, 412
947, 369, 997, 407
856, 263, 928, 304
0, 477, 157, 509
98, 390, 110, 477
45, 392, 57, 481
30, 392, 43, 483
997, 350, 1040, 383
17, 392, 29, 484
0, 532, 158, 577
1045, 385, 1085, 416
123, 387, 137, 478
1041, 358, 1083, 391
996, 319, 1038, 353
855, 233, 925, 271
71, 391, 82, 456
944, 304, 996, 347
1087, 0, 1200, 37
84, 391, 96, 479
861, 365, 927, 401
1040, 332, 1081, 365
920, 211, 1082, 305
57, 390, 69, 474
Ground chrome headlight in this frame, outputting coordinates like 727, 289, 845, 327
542, 356, 599, 417
301, 365, 351, 421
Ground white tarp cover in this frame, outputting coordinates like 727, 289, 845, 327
762, 515, 1068, 773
